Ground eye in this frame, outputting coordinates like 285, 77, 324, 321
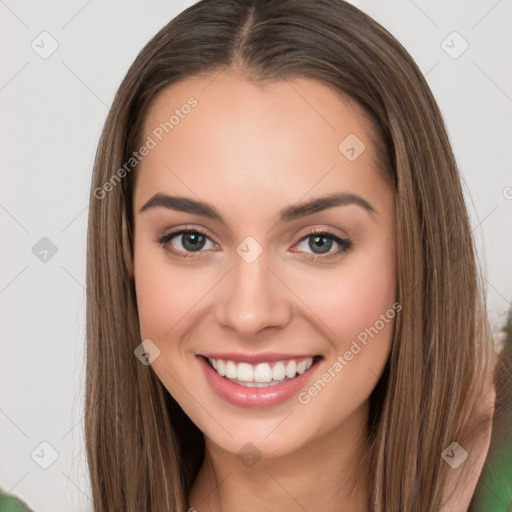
293, 230, 352, 259
155, 227, 352, 261
156, 229, 218, 258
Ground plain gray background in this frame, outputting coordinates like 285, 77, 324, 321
1, 1, 511, 510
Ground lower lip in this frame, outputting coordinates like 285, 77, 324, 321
197, 356, 321, 408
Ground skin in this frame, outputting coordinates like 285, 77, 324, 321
132, 70, 396, 512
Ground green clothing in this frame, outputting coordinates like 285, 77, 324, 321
476, 447, 512, 511
0, 490, 32, 512
469, 331, 512, 512
471, 437, 512, 511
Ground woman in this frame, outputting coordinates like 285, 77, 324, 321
84, 0, 511, 510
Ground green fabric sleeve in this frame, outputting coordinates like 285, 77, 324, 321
471, 319, 512, 512
473, 395, 512, 511
0, 489, 34, 512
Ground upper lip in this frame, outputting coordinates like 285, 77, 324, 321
199, 352, 320, 364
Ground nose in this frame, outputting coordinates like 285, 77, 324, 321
215, 250, 293, 338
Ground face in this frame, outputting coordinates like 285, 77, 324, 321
132, 71, 396, 459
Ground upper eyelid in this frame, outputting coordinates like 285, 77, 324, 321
159, 226, 217, 242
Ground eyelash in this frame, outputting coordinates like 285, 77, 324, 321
155, 228, 353, 261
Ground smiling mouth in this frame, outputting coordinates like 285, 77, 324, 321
200, 355, 323, 388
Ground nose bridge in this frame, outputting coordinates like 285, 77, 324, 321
215, 243, 292, 336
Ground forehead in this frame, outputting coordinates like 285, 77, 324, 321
134, 72, 388, 214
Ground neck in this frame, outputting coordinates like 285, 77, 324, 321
188, 402, 371, 512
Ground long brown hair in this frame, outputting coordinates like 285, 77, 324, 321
85, 1, 498, 510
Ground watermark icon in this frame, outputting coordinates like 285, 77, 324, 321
298, 301, 402, 405
134, 339, 161, 366
338, 134, 366, 161
503, 186, 512, 200
31, 441, 59, 469
236, 236, 263, 264
32, 237, 58, 263
237, 442, 263, 468
31, 31, 59, 59
93, 97, 198, 200
441, 31, 469, 60
441, 442, 468, 469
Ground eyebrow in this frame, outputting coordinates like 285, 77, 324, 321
139, 192, 376, 222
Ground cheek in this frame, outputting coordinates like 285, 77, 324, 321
329, 264, 395, 343
296, 244, 396, 346
133, 241, 202, 341
292, 240, 396, 406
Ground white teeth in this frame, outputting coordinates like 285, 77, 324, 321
272, 362, 286, 381
225, 360, 237, 379
237, 362, 254, 382
216, 359, 226, 377
207, 356, 315, 385
239, 380, 282, 388
253, 363, 273, 382
285, 360, 297, 378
